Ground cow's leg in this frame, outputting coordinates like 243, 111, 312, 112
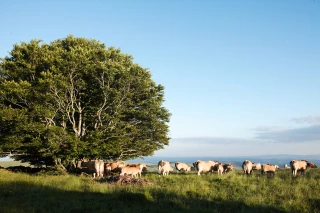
293, 169, 296, 177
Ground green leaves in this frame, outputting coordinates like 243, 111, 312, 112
0, 35, 171, 165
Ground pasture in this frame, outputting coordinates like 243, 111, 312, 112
0, 167, 320, 213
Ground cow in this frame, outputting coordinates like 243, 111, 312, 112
158, 160, 174, 176
252, 163, 261, 171
242, 160, 253, 175
127, 163, 148, 177
261, 164, 277, 176
290, 160, 307, 177
120, 165, 141, 178
193, 160, 218, 176
105, 161, 125, 175
217, 163, 224, 175
175, 162, 192, 172
104, 163, 112, 175
284, 164, 290, 169
307, 162, 317, 168
77, 159, 104, 178
223, 163, 233, 173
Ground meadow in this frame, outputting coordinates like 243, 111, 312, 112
0, 166, 320, 213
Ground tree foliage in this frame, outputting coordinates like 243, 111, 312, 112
0, 35, 171, 165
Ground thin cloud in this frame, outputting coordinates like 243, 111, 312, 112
255, 124, 320, 143
172, 137, 259, 145
292, 115, 320, 124
252, 126, 284, 132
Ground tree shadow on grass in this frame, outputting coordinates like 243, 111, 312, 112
0, 180, 290, 213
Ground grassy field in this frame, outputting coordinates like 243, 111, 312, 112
0, 160, 33, 168
0, 167, 320, 213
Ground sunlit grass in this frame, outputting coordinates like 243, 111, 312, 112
0, 168, 320, 213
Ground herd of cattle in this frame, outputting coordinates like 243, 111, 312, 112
1, 159, 317, 178
74, 158, 317, 178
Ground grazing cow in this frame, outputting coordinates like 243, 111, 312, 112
120, 165, 141, 178
261, 164, 277, 176
223, 163, 233, 173
284, 164, 290, 169
194, 160, 218, 176
252, 163, 261, 171
77, 159, 104, 178
175, 162, 192, 172
242, 160, 253, 175
158, 160, 174, 176
290, 160, 307, 177
307, 162, 317, 168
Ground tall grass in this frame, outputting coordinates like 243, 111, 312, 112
0, 168, 319, 213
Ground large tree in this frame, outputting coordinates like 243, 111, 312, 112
0, 35, 170, 167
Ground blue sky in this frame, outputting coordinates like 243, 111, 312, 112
1, 0, 320, 157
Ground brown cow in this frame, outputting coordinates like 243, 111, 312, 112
105, 161, 125, 175
104, 163, 112, 175
120, 165, 141, 178
127, 163, 147, 177
261, 164, 277, 176
307, 162, 317, 168
242, 160, 253, 175
223, 163, 233, 173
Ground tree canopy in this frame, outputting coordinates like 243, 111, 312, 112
0, 35, 171, 166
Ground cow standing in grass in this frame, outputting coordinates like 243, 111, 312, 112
223, 163, 233, 173
307, 162, 317, 168
284, 164, 290, 169
120, 165, 141, 178
242, 160, 253, 176
194, 160, 218, 176
158, 160, 174, 176
290, 160, 307, 177
127, 164, 147, 177
261, 164, 278, 176
217, 163, 224, 175
175, 162, 192, 172
105, 161, 125, 175
252, 163, 261, 171
77, 159, 104, 178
